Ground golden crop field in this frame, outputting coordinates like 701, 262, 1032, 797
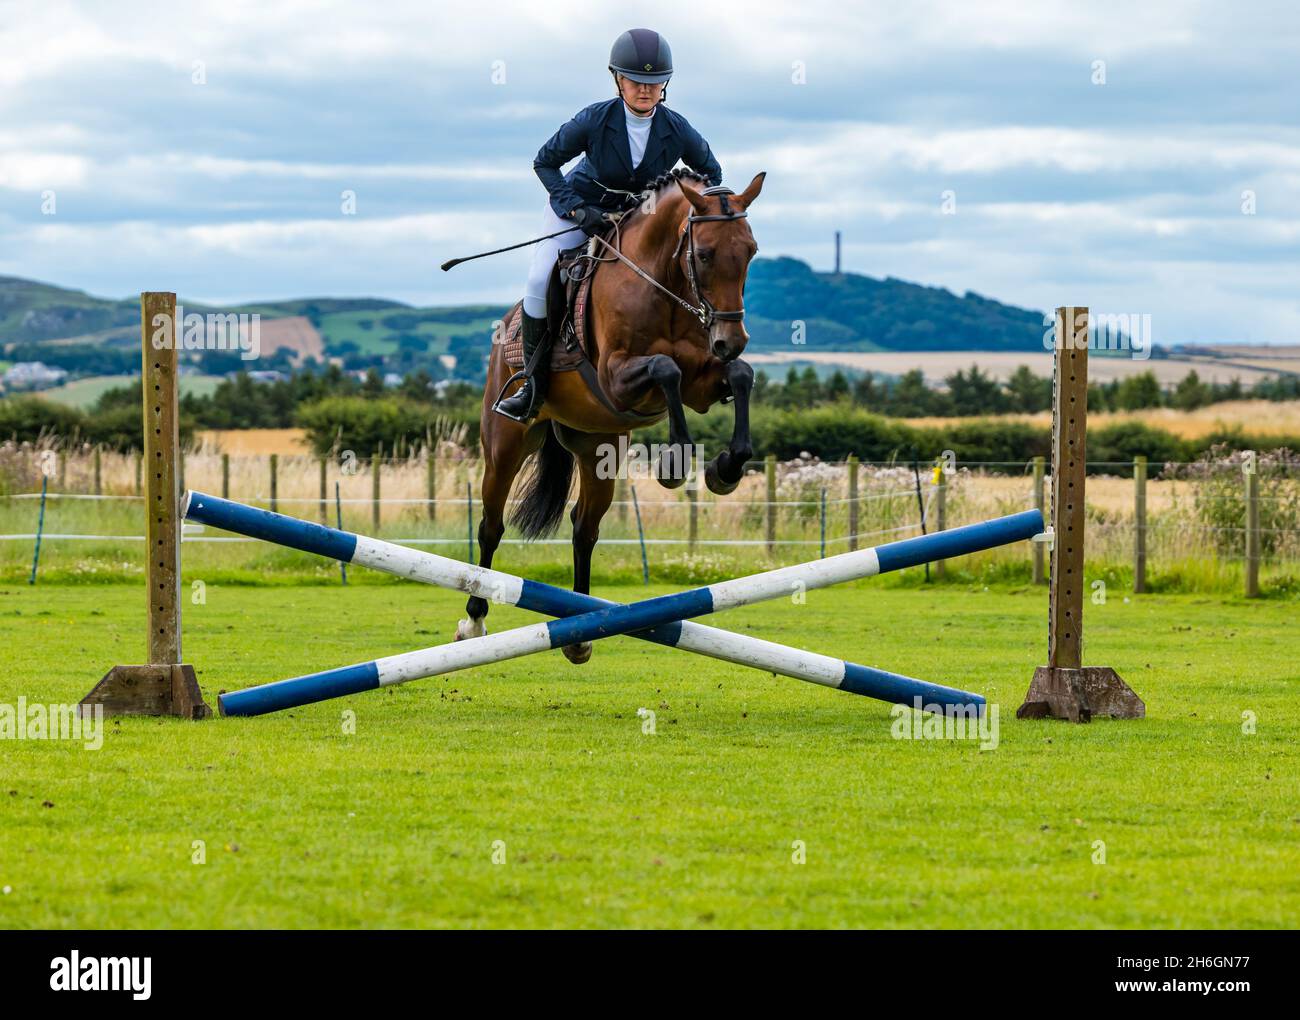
884, 399, 1300, 439
747, 348, 1300, 387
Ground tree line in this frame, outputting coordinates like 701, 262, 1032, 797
757, 364, 1300, 416
2, 361, 1297, 465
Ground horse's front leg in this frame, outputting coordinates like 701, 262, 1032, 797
704, 358, 754, 496
608, 353, 694, 489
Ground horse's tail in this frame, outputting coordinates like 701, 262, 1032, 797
508, 422, 573, 540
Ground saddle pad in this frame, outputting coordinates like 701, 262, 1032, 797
502, 268, 595, 372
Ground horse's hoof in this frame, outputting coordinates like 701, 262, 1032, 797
455, 617, 487, 641
655, 444, 692, 489
562, 642, 593, 665
655, 467, 687, 489
704, 456, 741, 495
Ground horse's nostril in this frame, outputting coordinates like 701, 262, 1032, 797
712, 341, 729, 359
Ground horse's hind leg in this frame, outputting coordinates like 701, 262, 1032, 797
560, 430, 619, 665
457, 425, 539, 641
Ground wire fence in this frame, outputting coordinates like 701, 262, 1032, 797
2, 448, 1298, 591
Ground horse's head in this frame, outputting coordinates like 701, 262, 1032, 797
675, 171, 765, 362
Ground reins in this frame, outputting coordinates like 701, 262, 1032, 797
583, 184, 749, 330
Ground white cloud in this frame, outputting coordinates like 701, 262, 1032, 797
0, 0, 1297, 340
0, 153, 89, 190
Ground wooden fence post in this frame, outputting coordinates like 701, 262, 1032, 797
765, 453, 776, 556
269, 453, 278, 512
847, 454, 859, 551
1133, 455, 1147, 593
373, 443, 383, 533
426, 450, 437, 523
934, 468, 947, 580
93, 446, 102, 496
688, 483, 698, 554
1245, 454, 1260, 598
319, 457, 328, 523
221, 453, 230, 499
466, 480, 474, 563
615, 476, 628, 526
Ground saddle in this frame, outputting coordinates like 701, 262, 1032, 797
501, 225, 662, 424
501, 235, 600, 375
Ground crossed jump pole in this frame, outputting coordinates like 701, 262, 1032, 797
78, 294, 1133, 727
183, 491, 1043, 717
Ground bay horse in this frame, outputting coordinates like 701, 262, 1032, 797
458, 169, 766, 663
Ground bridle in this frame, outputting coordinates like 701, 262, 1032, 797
588, 185, 749, 331
674, 186, 749, 328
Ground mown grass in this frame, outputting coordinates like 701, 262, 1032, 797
1, 578, 1297, 929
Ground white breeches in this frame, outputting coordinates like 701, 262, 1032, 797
522, 200, 586, 318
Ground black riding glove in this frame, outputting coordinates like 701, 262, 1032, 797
570, 205, 608, 236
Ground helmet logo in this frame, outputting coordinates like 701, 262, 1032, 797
644, 63, 653, 71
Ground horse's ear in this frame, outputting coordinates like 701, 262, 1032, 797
734, 171, 766, 209
675, 178, 710, 213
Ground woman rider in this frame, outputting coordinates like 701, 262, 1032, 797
494, 27, 724, 422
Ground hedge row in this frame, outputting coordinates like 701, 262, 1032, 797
0, 396, 194, 450
3, 394, 1296, 474
640, 404, 1284, 474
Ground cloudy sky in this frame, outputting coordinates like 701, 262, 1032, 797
1, 0, 1297, 343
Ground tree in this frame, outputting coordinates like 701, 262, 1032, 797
398, 370, 436, 402
776, 366, 823, 408
1115, 371, 1163, 411
1172, 370, 1212, 411
884, 369, 940, 417
1004, 365, 1051, 413
852, 372, 878, 407
945, 365, 1009, 416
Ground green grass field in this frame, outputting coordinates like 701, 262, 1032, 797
315, 308, 505, 356
34, 374, 225, 409
1, 580, 1297, 928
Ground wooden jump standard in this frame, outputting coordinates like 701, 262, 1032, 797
1017, 306, 1144, 722
80, 293, 211, 718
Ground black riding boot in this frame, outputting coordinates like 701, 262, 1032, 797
494, 312, 551, 422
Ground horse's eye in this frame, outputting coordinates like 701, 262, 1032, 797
697, 250, 713, 263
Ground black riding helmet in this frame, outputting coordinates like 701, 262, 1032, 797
608, 28, 673, 84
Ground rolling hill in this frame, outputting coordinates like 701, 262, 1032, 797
0, 256, 1048, 372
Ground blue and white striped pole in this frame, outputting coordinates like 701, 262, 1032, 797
183, 492, 1042, 717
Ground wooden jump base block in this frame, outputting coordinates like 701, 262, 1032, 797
183, 491, 1043, 717
1017, 307, 1144, 722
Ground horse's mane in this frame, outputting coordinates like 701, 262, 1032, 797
616, 168, 710, 237
641, 167, 711, 200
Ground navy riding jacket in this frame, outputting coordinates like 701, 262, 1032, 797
534, 97, 723, 217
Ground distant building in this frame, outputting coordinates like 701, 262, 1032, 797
245, 370, 287, 383
4, 361, 68, 391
